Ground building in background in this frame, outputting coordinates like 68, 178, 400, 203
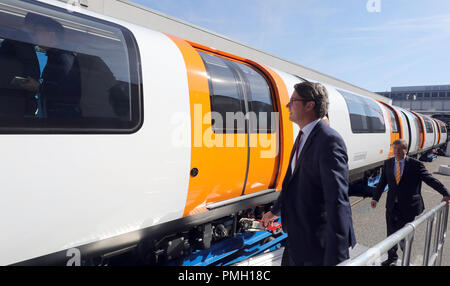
377, 85, 450, 126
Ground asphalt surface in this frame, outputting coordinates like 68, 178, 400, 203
350, 154, 450, 266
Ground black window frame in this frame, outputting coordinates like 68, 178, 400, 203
0, 0, 143, 134
421, 116, 434, 133
439, 122, 447, 134
197, 50, 276, 134
386, 108, 398, 133
338, 89, 386, 134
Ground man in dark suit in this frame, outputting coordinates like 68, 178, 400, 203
262, 82, 356, 266
18, 13, 82, 118
371, 139, 450, 266
0, 33, 40, 117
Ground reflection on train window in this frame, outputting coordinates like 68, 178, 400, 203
411, 115, 421, 148
386, 108, 398, 133
198, 51, 246, 133
439, 122, 447, 134
198, 51, 275, 133
232, 62, 275, 133
338, 90, 385, 133
0, 0, 141, 133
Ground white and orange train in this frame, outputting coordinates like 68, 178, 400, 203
0, 0, 447, 265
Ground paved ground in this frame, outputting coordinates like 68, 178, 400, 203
350, 154, 450, 266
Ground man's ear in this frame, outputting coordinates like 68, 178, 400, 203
306, 101, 315, 111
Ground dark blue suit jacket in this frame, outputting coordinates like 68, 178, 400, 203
372, 156, 450, 218
272, 120, 356, 266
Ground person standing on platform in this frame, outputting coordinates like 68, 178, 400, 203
261, 82, 356, 266
371, 139, 450, 266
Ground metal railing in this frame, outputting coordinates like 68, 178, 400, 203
339, 202, 449, 266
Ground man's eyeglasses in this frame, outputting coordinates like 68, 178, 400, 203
288, 97, 313, 104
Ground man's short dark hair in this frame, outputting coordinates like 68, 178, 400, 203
393, 139, 408, 150
294, 81, 329, 119
24, 13, 65, 41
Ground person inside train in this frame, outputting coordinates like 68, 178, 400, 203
18, 13, 82, 119
0, 26, 40, 117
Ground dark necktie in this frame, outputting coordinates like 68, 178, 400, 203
294, 130, 304, 165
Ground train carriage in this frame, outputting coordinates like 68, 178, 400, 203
0, 0, 446, 265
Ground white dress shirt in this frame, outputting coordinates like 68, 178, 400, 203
291, 119, 321, 173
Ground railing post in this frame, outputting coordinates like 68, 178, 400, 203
401, 231, 414, 266
437, 205, 449, 266
338, 202, 448, 266
423, 214, 435, 266
432, 209, 443, 265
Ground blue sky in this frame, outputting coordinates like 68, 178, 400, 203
132, 0, 450, 92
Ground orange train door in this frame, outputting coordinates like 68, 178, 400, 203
194, 51, 281, 198
239, 63, 292, 196
169, 37, 248, 216
410, 111, 425, 149
379, 102, 402, 158
432, 118, 440, 146
193, 52, 287, 198
171, 36, 291, 216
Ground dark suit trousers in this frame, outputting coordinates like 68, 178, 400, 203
386, 203, 416, 260
281, 242, 323, 266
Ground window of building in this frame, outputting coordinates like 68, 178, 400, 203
197, 51, 275, 133
0, 0, 142, 133
339, 89, 385, 133
439, 92, 446, 98
393, 93, 403, 100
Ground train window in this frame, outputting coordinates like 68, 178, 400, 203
232, 62, 275, 133
198, 51, 246, 133
339, 90, 385, 133
421, 116, 434, 133
416, 117, 423, 133
439, 122, 447, 134
0, 0, 141, 133
387, 108, 398, 133
197, 51, 275, 133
